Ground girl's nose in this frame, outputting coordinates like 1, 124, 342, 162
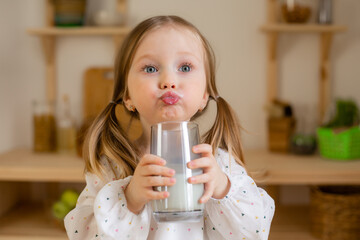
160, 82, 176, 89
159, 70, 177, 89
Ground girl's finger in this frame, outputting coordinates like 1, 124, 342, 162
192, 144, 212, 156
145, 190, 170, 200
144, 176, 176, 187
187, 157, 212, 169
140, 165, 175, 177
188, 173, 211, 184
139, 154, 166, 166
199, 183, 214, 203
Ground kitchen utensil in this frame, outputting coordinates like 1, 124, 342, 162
78, 67, 142, 156
83, 67, 114, 120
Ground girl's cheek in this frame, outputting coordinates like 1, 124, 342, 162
150, 92, 158, 99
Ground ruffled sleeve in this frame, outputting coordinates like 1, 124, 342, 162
204, 149, 275, 240
64, 158, 152, 240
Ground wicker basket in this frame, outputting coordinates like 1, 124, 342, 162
310, 186, 360, 240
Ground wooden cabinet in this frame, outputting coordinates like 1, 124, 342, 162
28, 0, 129, 103
1, 149, 360, 239
247, 150, 360, 240
261, 0, 346, 123
0, 1, 129, 239
260, 1, 352, 239
0, 150, 83, 240
0, 1, 355, 239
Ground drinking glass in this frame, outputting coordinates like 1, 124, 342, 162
151, 121, 204, 222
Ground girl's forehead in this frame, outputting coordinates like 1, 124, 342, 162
135, 24, 205, 57
146, 24, 198, 39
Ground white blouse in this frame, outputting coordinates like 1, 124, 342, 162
64, 148, 275, 240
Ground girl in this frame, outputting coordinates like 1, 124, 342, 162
65, 15, 275, 240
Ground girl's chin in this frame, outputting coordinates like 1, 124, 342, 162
159, 108, 180, 120
159, 108, 197, 123
157, 116, 190, 124
159, 116, 180, 123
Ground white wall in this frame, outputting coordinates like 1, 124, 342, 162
0, 0, 359, 154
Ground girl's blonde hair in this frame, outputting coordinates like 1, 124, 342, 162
83, 15, 245, 179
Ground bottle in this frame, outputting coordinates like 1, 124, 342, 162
56, 94, 77, 154
318, 0, 332, 24
33, 100, 57, 152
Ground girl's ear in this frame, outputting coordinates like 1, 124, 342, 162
123, 97, 136, 112
199, 92, 209, 111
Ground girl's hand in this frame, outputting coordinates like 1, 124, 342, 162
187, 144, 230, 203
124, 154, 176, 214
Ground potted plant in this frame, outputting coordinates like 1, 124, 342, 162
317, 99, 360, 160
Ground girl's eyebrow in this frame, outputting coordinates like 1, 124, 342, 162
134, 54, 157, 63
134, 52, 201, 64
177, 51, 201, 62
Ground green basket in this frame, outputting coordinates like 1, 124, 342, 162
317, 127, 360, 160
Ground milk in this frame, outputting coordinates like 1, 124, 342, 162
153, 170, 203, 210
150, 121, 204, 222
152, 164, 204, 222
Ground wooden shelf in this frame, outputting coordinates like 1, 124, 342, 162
1, 148, 360, 184
27, 26, 131, 103
245, 149, 360, 185
27, 26, 131, 36
1, 149, 358, 239
0, 149, 84, 182
262, 2, 348, 123
269, 205, 317, 240
260, 23, 347, 33
0, 204, 67, 240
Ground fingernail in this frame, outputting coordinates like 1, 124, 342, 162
169, 169, 175, 175
189, 177, 194, 183
188, 162, 193, 168
164, 192, 169, 198
170, 178, 175, 183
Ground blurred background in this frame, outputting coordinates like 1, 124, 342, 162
0, 0, 359, 239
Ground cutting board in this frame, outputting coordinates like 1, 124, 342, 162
83, 67, 114, 119
81, 67, 142, 145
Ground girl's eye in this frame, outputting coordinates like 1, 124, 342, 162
179, 64, 192, 72
143, 65, 158, 73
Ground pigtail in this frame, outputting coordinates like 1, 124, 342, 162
203, 96, 245, 167
83, 102, 139, 180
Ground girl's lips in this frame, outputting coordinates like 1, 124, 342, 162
160, 91, 180, 105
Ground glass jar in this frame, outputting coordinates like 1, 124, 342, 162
281, 0, 312, 23
54, 0, 87, 26
92, 0, 124, 26
33, 100, 56, 152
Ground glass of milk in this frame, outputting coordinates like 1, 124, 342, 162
151, 121, 204, 222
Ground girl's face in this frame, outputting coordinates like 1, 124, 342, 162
125, 25, 209, 129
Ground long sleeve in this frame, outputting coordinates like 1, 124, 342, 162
204, 149, 275, 240
64, 158, 152, 240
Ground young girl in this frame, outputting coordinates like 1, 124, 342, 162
65, 15, 275, 240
